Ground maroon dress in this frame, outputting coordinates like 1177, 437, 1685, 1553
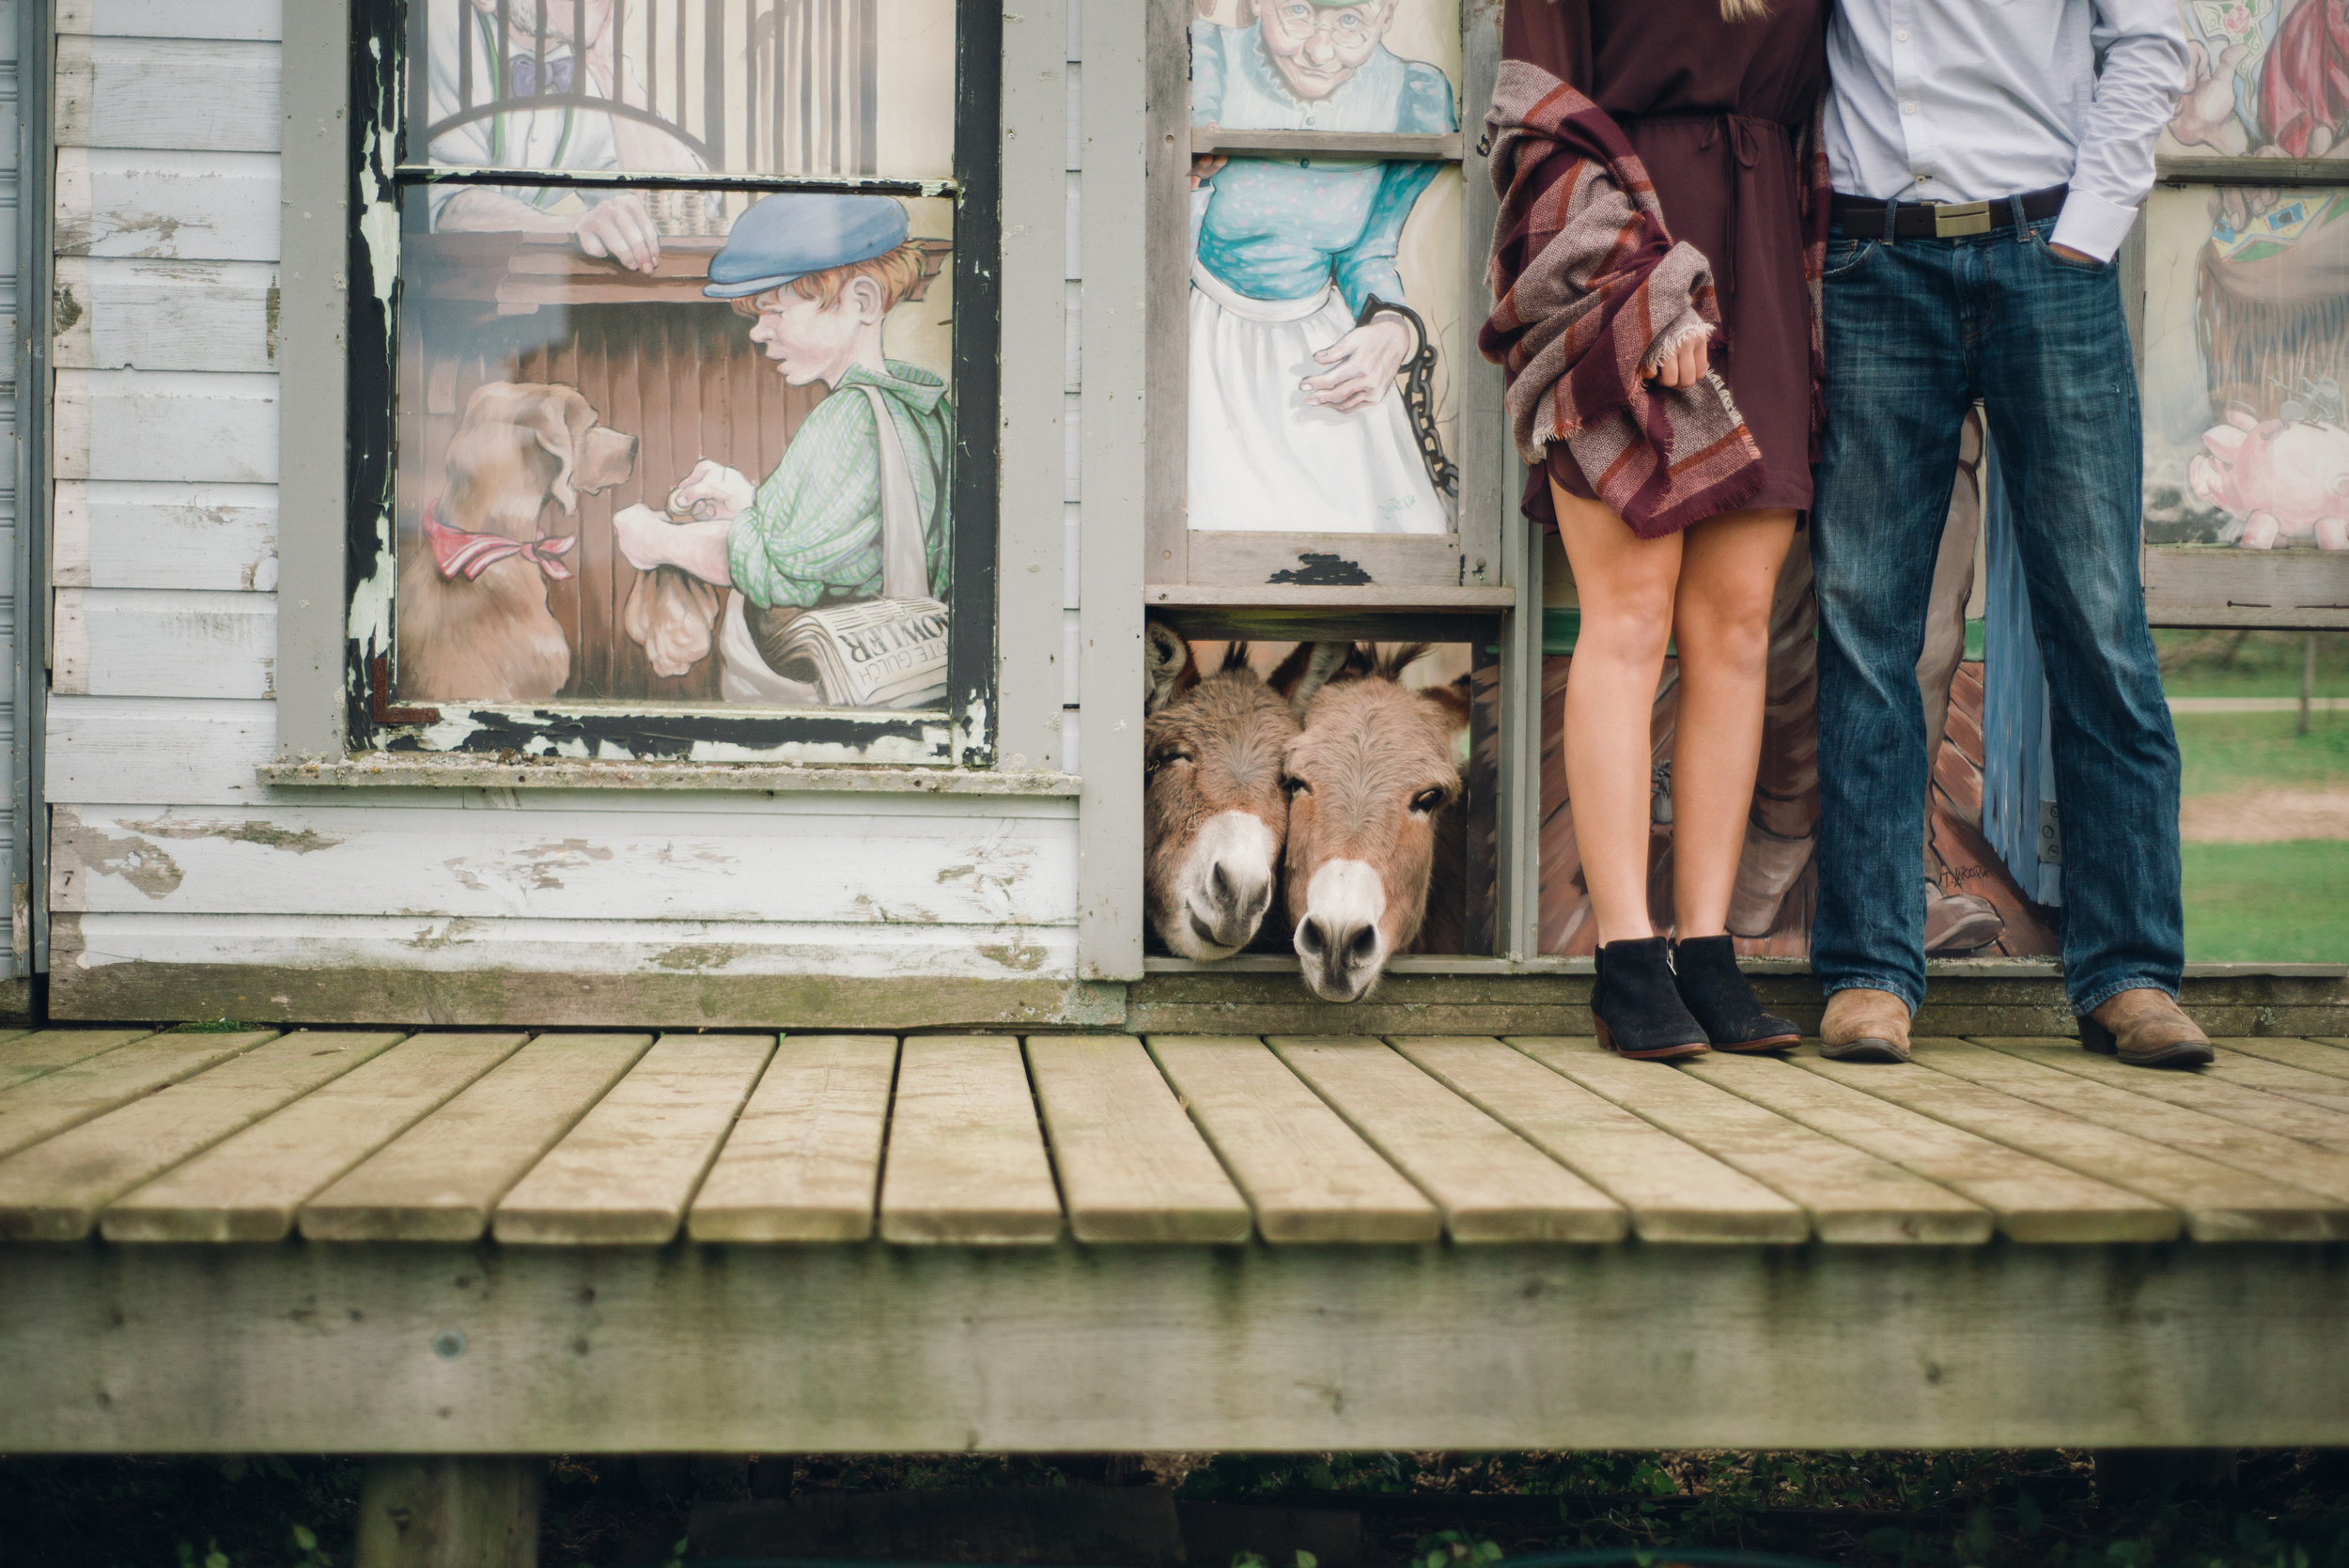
1507, 0, 1827, 523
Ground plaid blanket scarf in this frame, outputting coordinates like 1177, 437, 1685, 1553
1479, 59, 1830, 538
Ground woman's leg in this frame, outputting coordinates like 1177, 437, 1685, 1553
1668, 507, 1800, 937
1551, 481, 1685, 944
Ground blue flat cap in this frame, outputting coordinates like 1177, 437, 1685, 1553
703, 193, 910, 299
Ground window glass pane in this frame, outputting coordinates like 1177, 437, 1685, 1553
410, 0, 956, 181
1186, 2, 1462, 536
392, 189, 958, 710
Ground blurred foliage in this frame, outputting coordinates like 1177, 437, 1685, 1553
2156, 630, 2348, 700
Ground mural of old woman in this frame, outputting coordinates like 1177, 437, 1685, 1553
1189, 0, 1459, 536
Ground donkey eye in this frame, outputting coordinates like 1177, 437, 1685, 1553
1148, 749, 1193, 773
1409, 787, 1446, 814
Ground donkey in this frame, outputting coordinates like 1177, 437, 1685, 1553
1283, 644, 1470, 1002
1143, 625, 1351, 959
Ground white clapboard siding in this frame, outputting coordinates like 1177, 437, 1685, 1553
47, 697, 277, 805
52, 588, 275, 699
55, 148, 279, 261
57, 0, 281, 40
54, 259, 280, 373
57, 912, 1080, 982
56, 37, 282, 153
53, 481, 278, 590
55, 370, 278, 484
52, 805, 1081, 924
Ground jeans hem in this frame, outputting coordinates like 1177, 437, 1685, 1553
2071, 976, 2182, 1018
1820, 975, 1922, 1015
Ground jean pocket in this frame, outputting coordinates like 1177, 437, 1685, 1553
1822, 237, 1879, 278
2030, 229, 2113, 273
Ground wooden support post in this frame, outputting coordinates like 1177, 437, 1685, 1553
352, 1457, 541, 1568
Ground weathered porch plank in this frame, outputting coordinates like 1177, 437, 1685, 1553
0, 1030, 277, 1159
687, 1035, 899, 1243
493, 1035, 773, 1246
1025, 1034, 1252, 1244
301, 1034, 653, 1242
1390, 1035, 1807, 1242
878, 1036, 1065, 1244
2205, 1046, 2349, 1116
1917, 1039, 2349, 1210
1681, 1049, 2178, 1243
9, 1242, 2347, 1452
1976, 1037, 2349, 1155
100, 1033, 527, 1242
0, 1027, 154, 1093
1268, 1036, 1625, 1243
0, 1033, 405, 1240
2230, 1037, 2349, 1080
1799, 1043, 2345, 1241
1510, 1037, 1992, 1244
1145, 1035, 1439, 1243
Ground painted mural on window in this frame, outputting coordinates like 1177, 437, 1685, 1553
2145, 0, 2349, 556
1186, 0, 1464, 536
392, 0, 959, 711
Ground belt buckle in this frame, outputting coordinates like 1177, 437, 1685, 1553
1933, 200, 1992, 239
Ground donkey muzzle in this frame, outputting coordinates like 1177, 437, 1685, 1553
1295, 859, 1389, 1003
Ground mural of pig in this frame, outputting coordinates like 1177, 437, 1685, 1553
2188, 410, 2349, 551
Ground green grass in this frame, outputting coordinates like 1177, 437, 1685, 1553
2158, 629, 2349, 700
2184, 841, 2349, 963
2173, 708, 2349, 796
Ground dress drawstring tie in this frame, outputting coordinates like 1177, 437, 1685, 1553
1696, 113, 1769, 318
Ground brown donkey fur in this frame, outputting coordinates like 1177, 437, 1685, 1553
1142, 625, 1353, 959
397, 381, 637, 703
1283, 644, 1470, 1001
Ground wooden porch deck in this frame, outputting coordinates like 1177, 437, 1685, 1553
4, 1026, 2347, 1453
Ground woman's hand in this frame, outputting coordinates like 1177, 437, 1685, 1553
1190, 153, 1229, 190
1649, 331, 1710, 389
669, 459, 756, 520
1302, 315, 1413, 413
574, 193, 661, 272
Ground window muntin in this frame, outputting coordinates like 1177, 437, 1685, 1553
352, 0, 991, 762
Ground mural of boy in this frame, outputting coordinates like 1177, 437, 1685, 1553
423, 0, 706, 272
1189, 0, 1458, 535
610, 192, 952, 704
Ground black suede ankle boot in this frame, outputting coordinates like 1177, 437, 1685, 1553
1672, 934, 1801, 1052
1591, 937, 1710, 1060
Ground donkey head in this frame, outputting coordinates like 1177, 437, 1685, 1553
1143, 625, 1353, 960
1283, 644, 1470, 1002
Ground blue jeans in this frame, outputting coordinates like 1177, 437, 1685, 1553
1811, 213, 2184, 1017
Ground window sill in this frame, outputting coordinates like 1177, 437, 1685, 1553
260, 757, 1082, 797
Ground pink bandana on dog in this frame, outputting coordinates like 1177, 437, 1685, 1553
422, 501, 578, 582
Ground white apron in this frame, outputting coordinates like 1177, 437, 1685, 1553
1186, 262, 1449, 536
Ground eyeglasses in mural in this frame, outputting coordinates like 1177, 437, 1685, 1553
392, 0, 959, 711
1186, 0, 1464, 536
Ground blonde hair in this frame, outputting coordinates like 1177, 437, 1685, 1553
729, 239, 931, 318
1719, 0, 1770, 16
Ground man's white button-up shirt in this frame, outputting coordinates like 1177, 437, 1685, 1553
1824, 0, 2190, 262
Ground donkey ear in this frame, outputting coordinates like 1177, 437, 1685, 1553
1274, 641, 1358, 722
1423, 673, 1472, 731
1143, 621, 1197, 714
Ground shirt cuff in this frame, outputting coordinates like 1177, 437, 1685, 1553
2049, 189, 2139, 263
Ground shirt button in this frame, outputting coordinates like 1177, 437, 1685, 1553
1895, 28, 1908, 40
1903, 101, 1919, 115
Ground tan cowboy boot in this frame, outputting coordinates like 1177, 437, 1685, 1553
1820, 987, 1912, 1063
2082, 989, 2215, 1069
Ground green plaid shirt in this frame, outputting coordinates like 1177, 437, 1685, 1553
726, 361, 953, 610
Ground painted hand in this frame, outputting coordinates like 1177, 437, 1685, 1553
670, 459, 755, 520
1190, 153, 1229, 190
574, 193, 661, 272
1302, 315, 1412, 413
1649, 331, 1710, 389
612, 503, 679, 571
2170, 39, 2252, 155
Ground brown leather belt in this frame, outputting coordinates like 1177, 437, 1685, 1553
1830, 183, 2068, 240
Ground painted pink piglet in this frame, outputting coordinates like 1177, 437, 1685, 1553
2188, 410, 2349, 551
